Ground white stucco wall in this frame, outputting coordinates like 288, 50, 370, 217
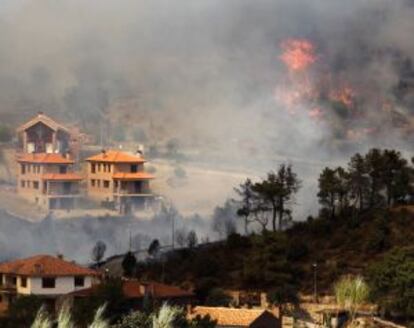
18, 276, 92, 295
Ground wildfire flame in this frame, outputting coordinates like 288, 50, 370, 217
330, 86, 356, 108
279, 38, 317, 72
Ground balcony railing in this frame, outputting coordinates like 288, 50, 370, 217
43, 190, 81, 196
114, 188, 151, 195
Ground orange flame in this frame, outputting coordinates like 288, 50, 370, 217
279, 38, 317, 72
330, 86, 355, 108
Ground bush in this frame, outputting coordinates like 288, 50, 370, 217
287, 239, 309, 261
367, 247, 414, 320
205, 288, 232, 306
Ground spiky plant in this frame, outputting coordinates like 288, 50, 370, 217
152, 304, 182, 328
56, 305, 74, 328
88, 305, 110, 328
31, 307, 52, 328
334, 275, 369, 325
31, 304, 109, 328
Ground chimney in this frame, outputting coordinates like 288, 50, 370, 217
101, 149, 107, 158
57, 253, 64, 260
38, 111, 44, 116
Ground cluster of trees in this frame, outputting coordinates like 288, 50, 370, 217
235, 164, 301, 233
318, 149, 413, 219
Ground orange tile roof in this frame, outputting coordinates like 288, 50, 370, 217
130, 281, 193, 299
86, 150, 146, 163
42, 173, 83, 181
70, 280, 193, 299
112, 172, 154, 180
0, 255, 97, 277
17, 113, 70, 134
17, 153, 74, 164
190, 307, 274, 327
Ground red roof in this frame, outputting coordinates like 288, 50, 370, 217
190, 307, 277, 327
41, 173, 83, 181
112, 172, 154, 180
86, 150, 146, 163
71, 280, 193, 299
0, 255, 97, 277
17, 153, 74, 164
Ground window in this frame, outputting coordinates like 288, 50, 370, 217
21, 164, 26, 175
91, 179, 96, 187
103, 180, 110, 188
21, 180, 25, 188
91, 163, 96, 174
107, 165, 111, 173
131, 165, 138, 173
98, 164, 101, 172
74, 276, 85, 287
27, 165, 31, 173
42, 277, 55, 289
36, 165, 41, 174
59, 166, 67, 174
33, 181, 39, 189
20, 277, 27, 288
12, 277, 17, 286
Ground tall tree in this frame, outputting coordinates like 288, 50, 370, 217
348, 153, 369, 212
122, 252, 137, 277
234, 179, 255, 235
253, 165, 301, 231
381, 149, 411, 206
365, 148, 385, 208
91, 240, 107, 265
318, 167, 338, 219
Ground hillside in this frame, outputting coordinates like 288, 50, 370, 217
131, 206, 414, 297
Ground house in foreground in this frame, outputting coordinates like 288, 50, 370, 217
0, 255, 97, 313
86, 150, 155, 214
189, 306, 280, 328
16, 153, 82, 210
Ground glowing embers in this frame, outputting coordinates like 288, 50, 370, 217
279, 38, 317, 72
329, 85, 356, 108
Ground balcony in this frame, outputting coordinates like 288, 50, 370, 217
114, 189, 152, 196
0, 283, 17, 294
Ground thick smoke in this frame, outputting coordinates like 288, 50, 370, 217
0, 0, 412, 152
0, 0, 413, 260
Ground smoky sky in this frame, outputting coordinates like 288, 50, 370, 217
0, 1, 413, 259
0, 0, 413, 153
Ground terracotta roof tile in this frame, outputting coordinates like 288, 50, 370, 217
0, 255, 97, 277
70, 280, 193, 299
112, 172, 154, 180
120, 280, 193, 299
190, 307, 273, 327
86, 150, 146, 163
17, 153, 74, 164
41, 173, 83, 181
